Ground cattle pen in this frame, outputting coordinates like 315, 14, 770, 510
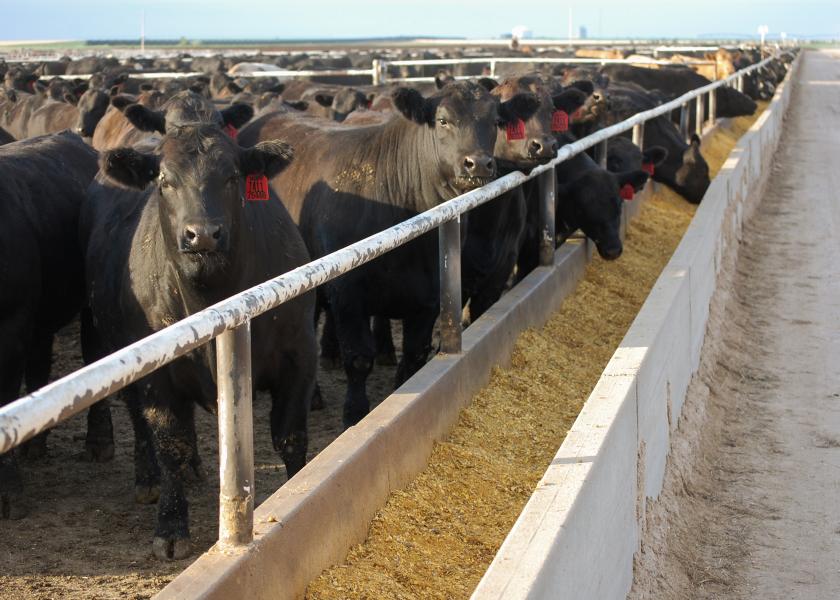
0, 48, 793, 599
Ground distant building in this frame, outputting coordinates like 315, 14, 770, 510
511, 25, 533, 41
579, 26, 588, 39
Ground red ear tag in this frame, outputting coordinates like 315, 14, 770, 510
505, 119, 525, 141
642, 162, 655, 176
620, 183, 635, 201
224, 123, 238, 141
245, 174, 269, 201
551, 110, 569, 132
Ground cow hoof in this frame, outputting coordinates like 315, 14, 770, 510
135, 485, 160, 504
83, 441, 115, 463
320, 355, 342, 371
375, 351, 398, 367
153, 536, 191, 560
1, 493, 29, 520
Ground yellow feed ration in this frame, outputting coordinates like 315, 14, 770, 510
305, 106, 766, 600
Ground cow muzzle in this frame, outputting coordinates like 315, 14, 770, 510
181, 223, 224, 253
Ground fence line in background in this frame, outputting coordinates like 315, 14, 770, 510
0, 53, 780, 551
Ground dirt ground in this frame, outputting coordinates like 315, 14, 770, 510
630, 50, 840, 599
0, 314, 417, 600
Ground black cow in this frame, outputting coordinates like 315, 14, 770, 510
599, 83, 711, 203
462, 75, 587, 321
0, 132, 99, 519
238, 81, 538, 427
81, 126, 315, 560
600, 64, 757, 130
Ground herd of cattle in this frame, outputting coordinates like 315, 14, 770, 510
0, 46, 793, 560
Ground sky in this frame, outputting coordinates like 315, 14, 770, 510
0, 0, 838, 41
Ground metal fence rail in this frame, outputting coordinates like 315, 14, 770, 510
1, 53, 780, 550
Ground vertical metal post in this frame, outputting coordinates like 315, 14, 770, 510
438, 218, 462, 354
372, 59, 382, 86
217, 322, 254, 548
632, 122, 644, 149
695, 92, 705, 137
596, 139, 608, 168
490, 59, 496, 77
736, 74, 743, 93
679, 102, 690, 142
538, 169, 556, 266
708, 89, 716, 126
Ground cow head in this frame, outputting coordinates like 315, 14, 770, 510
74, 88, 111, 138
557, 168, 648, 260
606, 137, 668, 174
392, 81, 539, 193
313, 88, 370, 122
715, 85, 757, 118
100, 126, 293, 283
124, 90, 254, 135
485, 76, 586, 171
674, 134, 710, 204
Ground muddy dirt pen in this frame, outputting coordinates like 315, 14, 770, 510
0, 40, 796, 600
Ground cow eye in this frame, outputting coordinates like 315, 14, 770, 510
437, 117, 448, 127
160, 177, 173, 190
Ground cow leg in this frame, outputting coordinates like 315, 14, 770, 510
81, 307, 115, 462
332, 299, 375, 428
372, 316, 397, 366
395, 309, 436, 388
126, 390, 160, 505
0, 339, 27, 520
19, 331, 54, 459
319, 309, 342, 371
270, 344, 316, 479
143, 395, 194, 560
83, 400, 115, 462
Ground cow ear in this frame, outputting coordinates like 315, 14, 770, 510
73, 83, 89, 96
497, 92, 540, 126
434, 71, 454, 89
568, 80, 594, 96
284, 99, 308, 111
139, 83, 154, 92
552, 88, 587, 114
239, 140, 294, 179
124, 104, 166, 133
111, 73, 129, 85
226, 81, 244, 94
63, 93, 78, 106
642, 145, 668, 166
188, 83, 205, 94
314, 93, 334, 107
221, 103, 254, 129
33, 81, 48, 95
5, 89, 18, 103
690, 133, 701, 147
477, 77, 499, 91
111, 95, 135, 111
616, 170, 649, 192
101, 148, 160, 190
392, 87, 432, 125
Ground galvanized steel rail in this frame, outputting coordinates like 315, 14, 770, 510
3, 53, 779, 549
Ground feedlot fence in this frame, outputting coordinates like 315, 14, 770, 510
1, 54, 780, 552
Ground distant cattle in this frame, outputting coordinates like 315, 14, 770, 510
0, 132, 99, 520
